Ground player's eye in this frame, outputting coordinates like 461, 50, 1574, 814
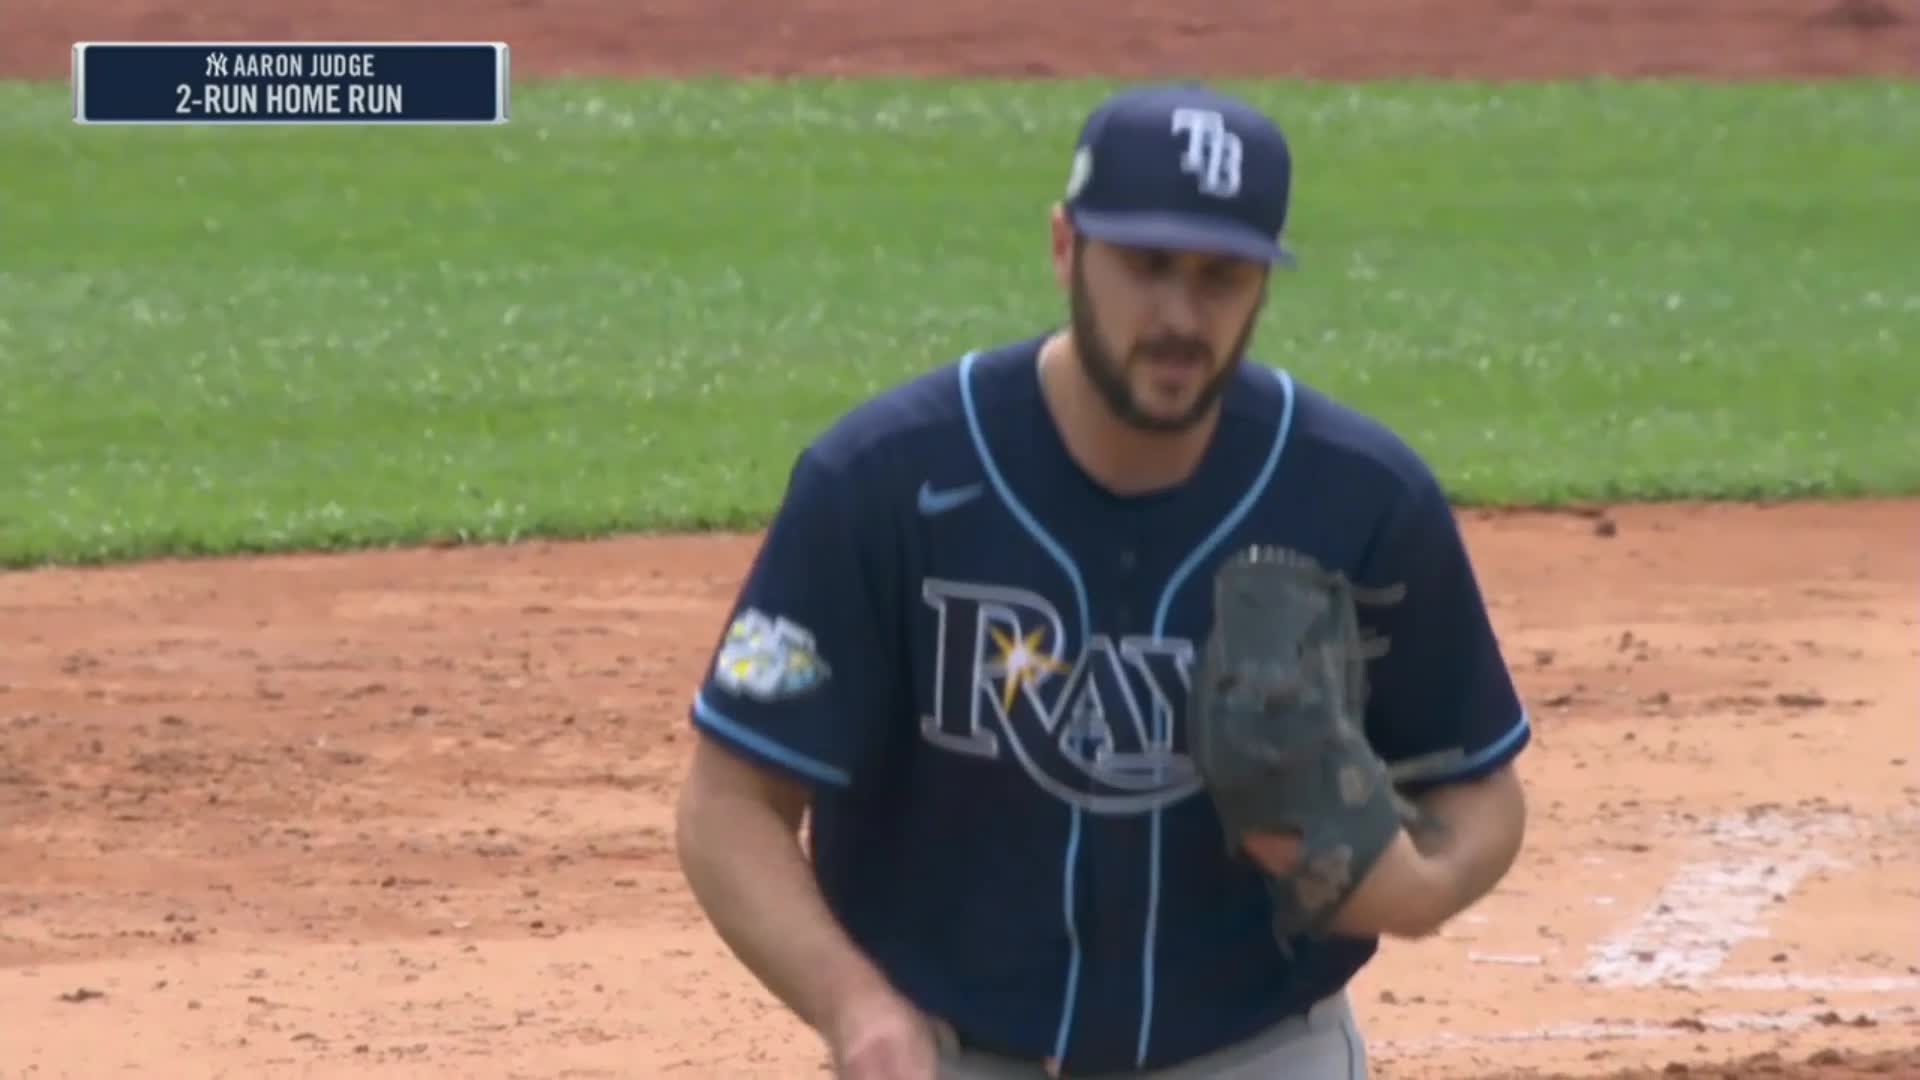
1132, 250, 1178, 278
1203, 260, 1251, 291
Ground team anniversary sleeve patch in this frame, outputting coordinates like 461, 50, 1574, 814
713, 607, 833, 702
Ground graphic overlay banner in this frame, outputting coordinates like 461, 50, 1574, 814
72, 43, 510, 125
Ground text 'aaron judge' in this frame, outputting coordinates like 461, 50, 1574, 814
220, 51, 378, 79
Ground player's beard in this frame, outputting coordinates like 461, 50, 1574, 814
1068, 255, 1260, 435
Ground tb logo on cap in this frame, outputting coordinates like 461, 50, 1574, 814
1171, 107, 1243, 199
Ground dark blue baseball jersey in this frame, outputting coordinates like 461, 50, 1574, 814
689, 333, 1530, 1075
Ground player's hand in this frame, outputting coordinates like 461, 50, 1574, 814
827, 988, 957, 1080
1241, 826, 1450, 940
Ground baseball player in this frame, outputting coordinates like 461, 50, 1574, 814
674, 82, 1532, 1079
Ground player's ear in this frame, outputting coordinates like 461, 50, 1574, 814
1049, 203, 1074, 290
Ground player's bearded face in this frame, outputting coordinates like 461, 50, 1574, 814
1069, 240, 1264, 434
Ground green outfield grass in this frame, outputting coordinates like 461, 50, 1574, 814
1, 78, 1915, 567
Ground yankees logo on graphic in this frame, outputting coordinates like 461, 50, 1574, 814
919, 578, 1200, 814
1171, 107, 1243, 198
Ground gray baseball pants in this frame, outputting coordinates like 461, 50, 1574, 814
936, 990, 1367, 1079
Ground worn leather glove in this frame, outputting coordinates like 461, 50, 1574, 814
1188, 544, 1412, 940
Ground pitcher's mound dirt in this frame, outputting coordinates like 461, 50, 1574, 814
3, 2, 1917, 1078
3, 502, 1914, 1080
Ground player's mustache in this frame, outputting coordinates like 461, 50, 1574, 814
1133, 337, 1212, 364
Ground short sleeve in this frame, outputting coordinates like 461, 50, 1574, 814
1354, 468, 1531, 791
689, 447, 900, 791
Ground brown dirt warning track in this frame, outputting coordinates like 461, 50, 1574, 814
3, 3, 1918, 1078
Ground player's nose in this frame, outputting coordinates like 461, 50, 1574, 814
1153, 278, 1204, 336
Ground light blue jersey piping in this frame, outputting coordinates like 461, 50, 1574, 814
957, 350, 1094, 1066
1412, 710, 1533, 782
1135, 365, 1297, 1066
692, 691, 853, 787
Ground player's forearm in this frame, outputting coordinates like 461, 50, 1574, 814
1403, 763, 1528, 934
675, 787, 902, 1039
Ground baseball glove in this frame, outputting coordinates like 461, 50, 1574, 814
1187, 544, 1415, 942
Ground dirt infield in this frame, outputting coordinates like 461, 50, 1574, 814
6, 2, 1920, 1078
3, 503, 1916, 1079
5, 0, 1918, 78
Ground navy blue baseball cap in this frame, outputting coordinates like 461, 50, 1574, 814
1062, 83, 1296, 267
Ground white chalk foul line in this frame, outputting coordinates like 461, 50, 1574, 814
1371, 1003, 1919, 1056
1580, 808, 1860, 989
1708, 973, 1920, 993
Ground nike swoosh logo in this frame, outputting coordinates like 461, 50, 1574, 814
917, 481, 984, 516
